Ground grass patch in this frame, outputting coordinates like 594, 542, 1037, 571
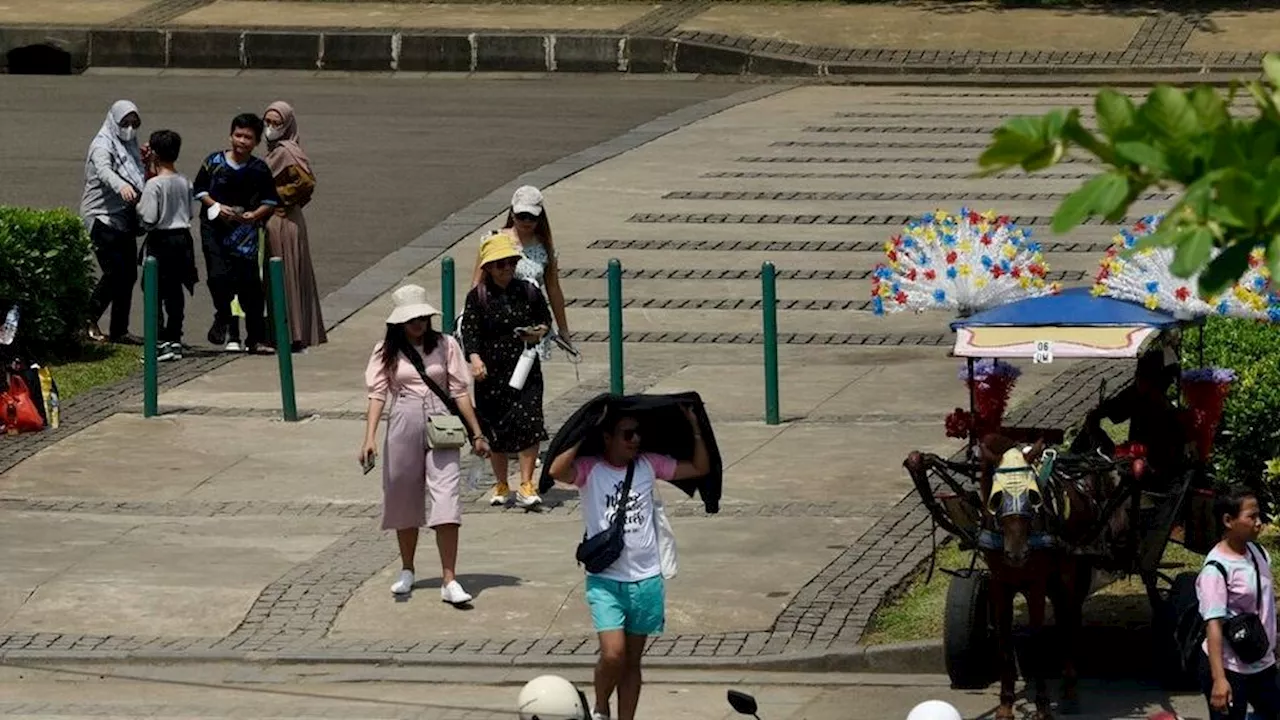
863, 542, 970, 645
864, 528, 1280, 645
44, 344, 142, 402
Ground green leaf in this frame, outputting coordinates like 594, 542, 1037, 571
1050, 172, 1129, 234
1133, 227, 1179, 251
1170, 226, 1214, 278
1021, 141, 1065, 172
1201, 240, 1256, 296
978, 116, 1047, 168
1215, 171, 1261, 229
1114, 141, 1171, 173
1190, 85, 1230, 132
1269, 233, 1280, 283
1096, 88, 1138, 137
1141, 86, 1201, 142
1265, 53, 1280, 90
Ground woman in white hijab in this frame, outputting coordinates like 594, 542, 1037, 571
79, 99, 148, 344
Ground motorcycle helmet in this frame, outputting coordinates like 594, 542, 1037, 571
517, 674, 588, 720
906, 700, 963, 720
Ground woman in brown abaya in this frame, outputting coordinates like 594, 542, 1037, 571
263, 100, 327, 352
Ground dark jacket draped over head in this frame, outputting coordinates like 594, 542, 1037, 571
538, 391, 722, 514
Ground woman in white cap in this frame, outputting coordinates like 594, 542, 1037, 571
361, 284, 490, 602
470, 185, 571, 357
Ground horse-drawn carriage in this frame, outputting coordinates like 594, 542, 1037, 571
904, 287, 1224, 708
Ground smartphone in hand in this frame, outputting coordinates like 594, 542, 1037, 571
362, 451, 377, 475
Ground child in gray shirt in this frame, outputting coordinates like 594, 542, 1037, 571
139, 130, 198, 359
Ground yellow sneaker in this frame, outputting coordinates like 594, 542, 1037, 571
490, 482, 510, 506
516, 482, 542, 509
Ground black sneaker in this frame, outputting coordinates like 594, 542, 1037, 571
157, 342, 179, 362
207, 321, 226, 346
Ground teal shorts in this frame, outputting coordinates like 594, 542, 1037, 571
585, 574, 665, 636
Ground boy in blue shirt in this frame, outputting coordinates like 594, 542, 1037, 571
193, 113, 279, 352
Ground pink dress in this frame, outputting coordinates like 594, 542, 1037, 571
365, 336, 472, 530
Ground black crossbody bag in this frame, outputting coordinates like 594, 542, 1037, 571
576, 461, 635, 574
1184, 543, 1272, 667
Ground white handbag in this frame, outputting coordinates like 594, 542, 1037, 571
652, 487, 678, 579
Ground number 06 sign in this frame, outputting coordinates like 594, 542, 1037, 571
1033, 340, 1053, 364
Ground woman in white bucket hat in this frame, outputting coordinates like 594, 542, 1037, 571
361, 284, 490, 602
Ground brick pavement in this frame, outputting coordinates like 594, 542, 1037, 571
0, 85, 1157, 670
0, 0, 1272, 76
0, 359, 1118, 666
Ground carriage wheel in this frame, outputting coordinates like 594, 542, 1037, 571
944, 571, 999, 689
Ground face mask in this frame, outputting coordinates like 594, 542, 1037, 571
264, 126, 282, 142
117, 126, 136, 143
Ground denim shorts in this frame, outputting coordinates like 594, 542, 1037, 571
585, 574, 665, 636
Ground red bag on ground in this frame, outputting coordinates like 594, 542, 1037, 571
1, 374, 44, 434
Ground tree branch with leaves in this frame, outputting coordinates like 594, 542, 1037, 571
977, 55, 1280, 298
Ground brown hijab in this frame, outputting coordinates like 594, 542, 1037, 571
264, 100, 313, 178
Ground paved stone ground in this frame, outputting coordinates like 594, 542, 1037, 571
0, 0, 1274, 75
1, 86, 1146, 669
0, 665, 1212, 720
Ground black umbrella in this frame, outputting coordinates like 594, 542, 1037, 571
538, 391, 722, 514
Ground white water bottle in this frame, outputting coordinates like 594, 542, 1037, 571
508, 347, 538, 390
0, 306, 17, 346
467, 461, 484, 490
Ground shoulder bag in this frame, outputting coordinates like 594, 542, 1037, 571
576, 461, 636, 574
402, 340, 470, 451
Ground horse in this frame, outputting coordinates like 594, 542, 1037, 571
976, 433, 1093, 720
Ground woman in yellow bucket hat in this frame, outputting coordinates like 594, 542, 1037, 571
462, 233, 553, 508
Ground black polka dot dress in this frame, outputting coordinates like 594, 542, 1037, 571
461, 278, 553, 454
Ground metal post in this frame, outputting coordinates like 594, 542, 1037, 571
762, 262, 780, 425
441, 256, 455, 334
608, 259, 624, 395
268, 258, 298, 422
142, 257, 158, 418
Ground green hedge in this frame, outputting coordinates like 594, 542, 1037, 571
0, 207, 94, 360
1188, 317, 1280, 510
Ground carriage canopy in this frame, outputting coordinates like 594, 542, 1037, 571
950, 287, 1189, 360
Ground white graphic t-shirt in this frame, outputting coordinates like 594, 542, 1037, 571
574, 452, 677, 583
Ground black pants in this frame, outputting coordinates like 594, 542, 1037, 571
144, 229, 193, 343
88, 219, 138, 339
1201, 653, 1280, 720
202, 229, 265, 346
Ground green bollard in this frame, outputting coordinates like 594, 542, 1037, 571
608, 258, 624, 395
268, 258, 298, 422
441, 256, 455, 334
142, 256, 158, 418
762, 261, 780, 425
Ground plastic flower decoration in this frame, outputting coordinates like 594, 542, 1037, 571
1092, 214, 1280, 321
871, 208, 1060, 316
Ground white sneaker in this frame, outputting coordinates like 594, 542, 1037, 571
390, 569, 414, 595
592, 711, 610, 720
516, 491, 542, 509
157, 342, 178, 362
441, 580, 473, 605
224, 341, 243, 353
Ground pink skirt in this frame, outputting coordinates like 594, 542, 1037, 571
382, 392, 462, 530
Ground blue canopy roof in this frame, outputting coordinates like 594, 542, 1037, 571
951, 288, 1187, 330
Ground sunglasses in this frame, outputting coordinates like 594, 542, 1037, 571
514, 212, 539, 222
615, 428, 640, 441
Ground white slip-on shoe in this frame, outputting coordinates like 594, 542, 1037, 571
390, 569, 415, 595
441, 580, 473, 605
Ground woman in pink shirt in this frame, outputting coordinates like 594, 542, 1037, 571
361, 284, 490, 604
